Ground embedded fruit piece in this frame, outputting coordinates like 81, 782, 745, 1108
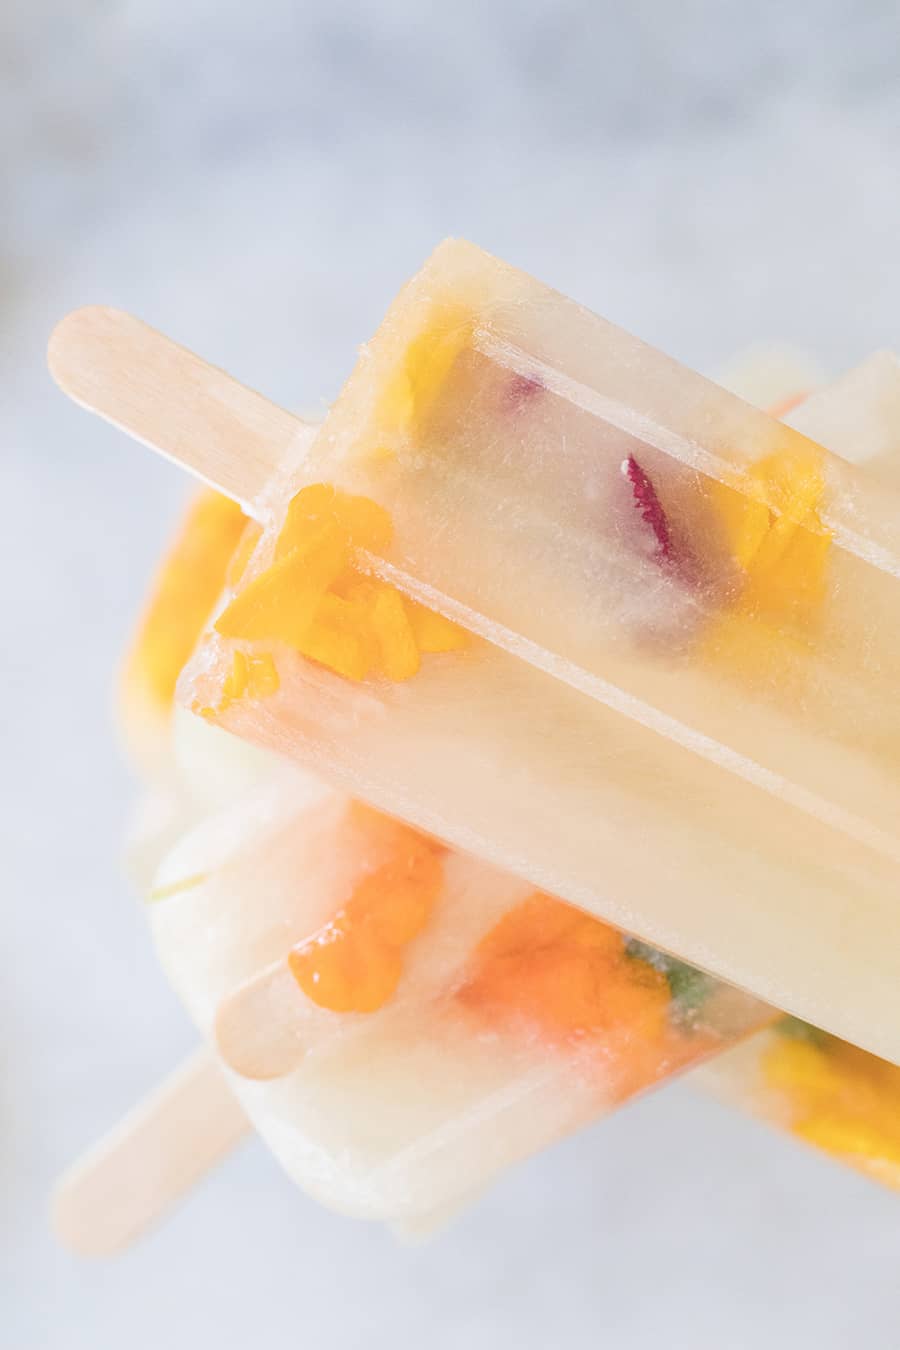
370, 584, 420, 682
290, 924, 404, 1015
276, 483, 392, 560
199, 650, 280, 719
216, 526, 348, 645
378, 304, 473, 435
711, 448, 830, 608
622, 455, 674, 563
457, 896, 728, 1103
213, 483, 469, 689
298, 594, 374, 682
406, 600, 470, 654
124, 489, 248, 721
288, 835, 443, 1014
763, 1028, 900, 1171
702, 447, 831, 686
795, 1116, 900, 1166
458, 893, 669, 1045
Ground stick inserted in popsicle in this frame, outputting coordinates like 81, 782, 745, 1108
53, 1048, 249, 1257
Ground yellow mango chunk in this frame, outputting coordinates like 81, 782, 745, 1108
712, 483, 771, 571
334, 492, 393, 554
406, 599, 470, 653
751, 449, 825, 524
296, 593, 373, 682
378, 305, 472, 435
703, 444, 831, 688
276, 483, 392, 560
763, 1036, 843, 1098
216, 524, 348, 646
713, 447, 829, 583
213, 650, 280, 716
762, 1027, 900, 1178
795, 1114, 900, 1165
125, 489, 248, 716
214, 483, 468, 694
369, 584, 420, 681
743, 523, 831, 621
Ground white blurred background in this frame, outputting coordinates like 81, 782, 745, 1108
3, 3, 900, 1346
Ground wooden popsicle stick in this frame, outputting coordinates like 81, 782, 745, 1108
48, 307, 311, 513
215, 960, 312, 1081
53, 1047, 250, 1257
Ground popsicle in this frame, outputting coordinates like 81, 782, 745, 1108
56, 466, 774, 1247
144, 759, 771, 1229
49, 241, 900, 1061
123, 494, 772, 1229
147, 349, 900, 1221
53, 348, 900, 1250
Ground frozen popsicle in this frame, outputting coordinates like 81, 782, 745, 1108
144, 758, 771, 1228
128, 495, 772, 1228
53, 347, 900, 1250
49, 243, 900, 1062
57, 467, 773, 1247
151, 351, 900, 1221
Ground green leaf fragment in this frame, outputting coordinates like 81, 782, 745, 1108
624, 938, 713, 1023
776, 1015, 830, 1047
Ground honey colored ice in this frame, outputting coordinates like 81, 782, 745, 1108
180, 243, 900, 1064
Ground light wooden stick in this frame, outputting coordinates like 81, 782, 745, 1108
47, 309, 309, 1253
53, 1048, 250, 1257
48, 307, 308, 511
215, 959, 311, 1081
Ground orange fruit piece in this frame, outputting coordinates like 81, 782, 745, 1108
287, 835, 443, 1014
276, 483, 392, 560
124, 489, 248, 717
459, 892, 671, 1045
290, 922, 404, 1014
215, 481, 468, 692
378, 305, 473, 436
406, 600, 470, 653
215, 523, 347, 646
296, 593, 373, 682
369, 584, 420, 681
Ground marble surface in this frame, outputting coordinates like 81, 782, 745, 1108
3, 3, 900, 1346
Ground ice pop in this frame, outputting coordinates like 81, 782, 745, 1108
53, 344, 900, 1249
145, 760, 771, 1228
119, 496, 771, 1228
55, 470, 774, 1245
50, 242, 900, 1059
144, 347, 900, 1219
